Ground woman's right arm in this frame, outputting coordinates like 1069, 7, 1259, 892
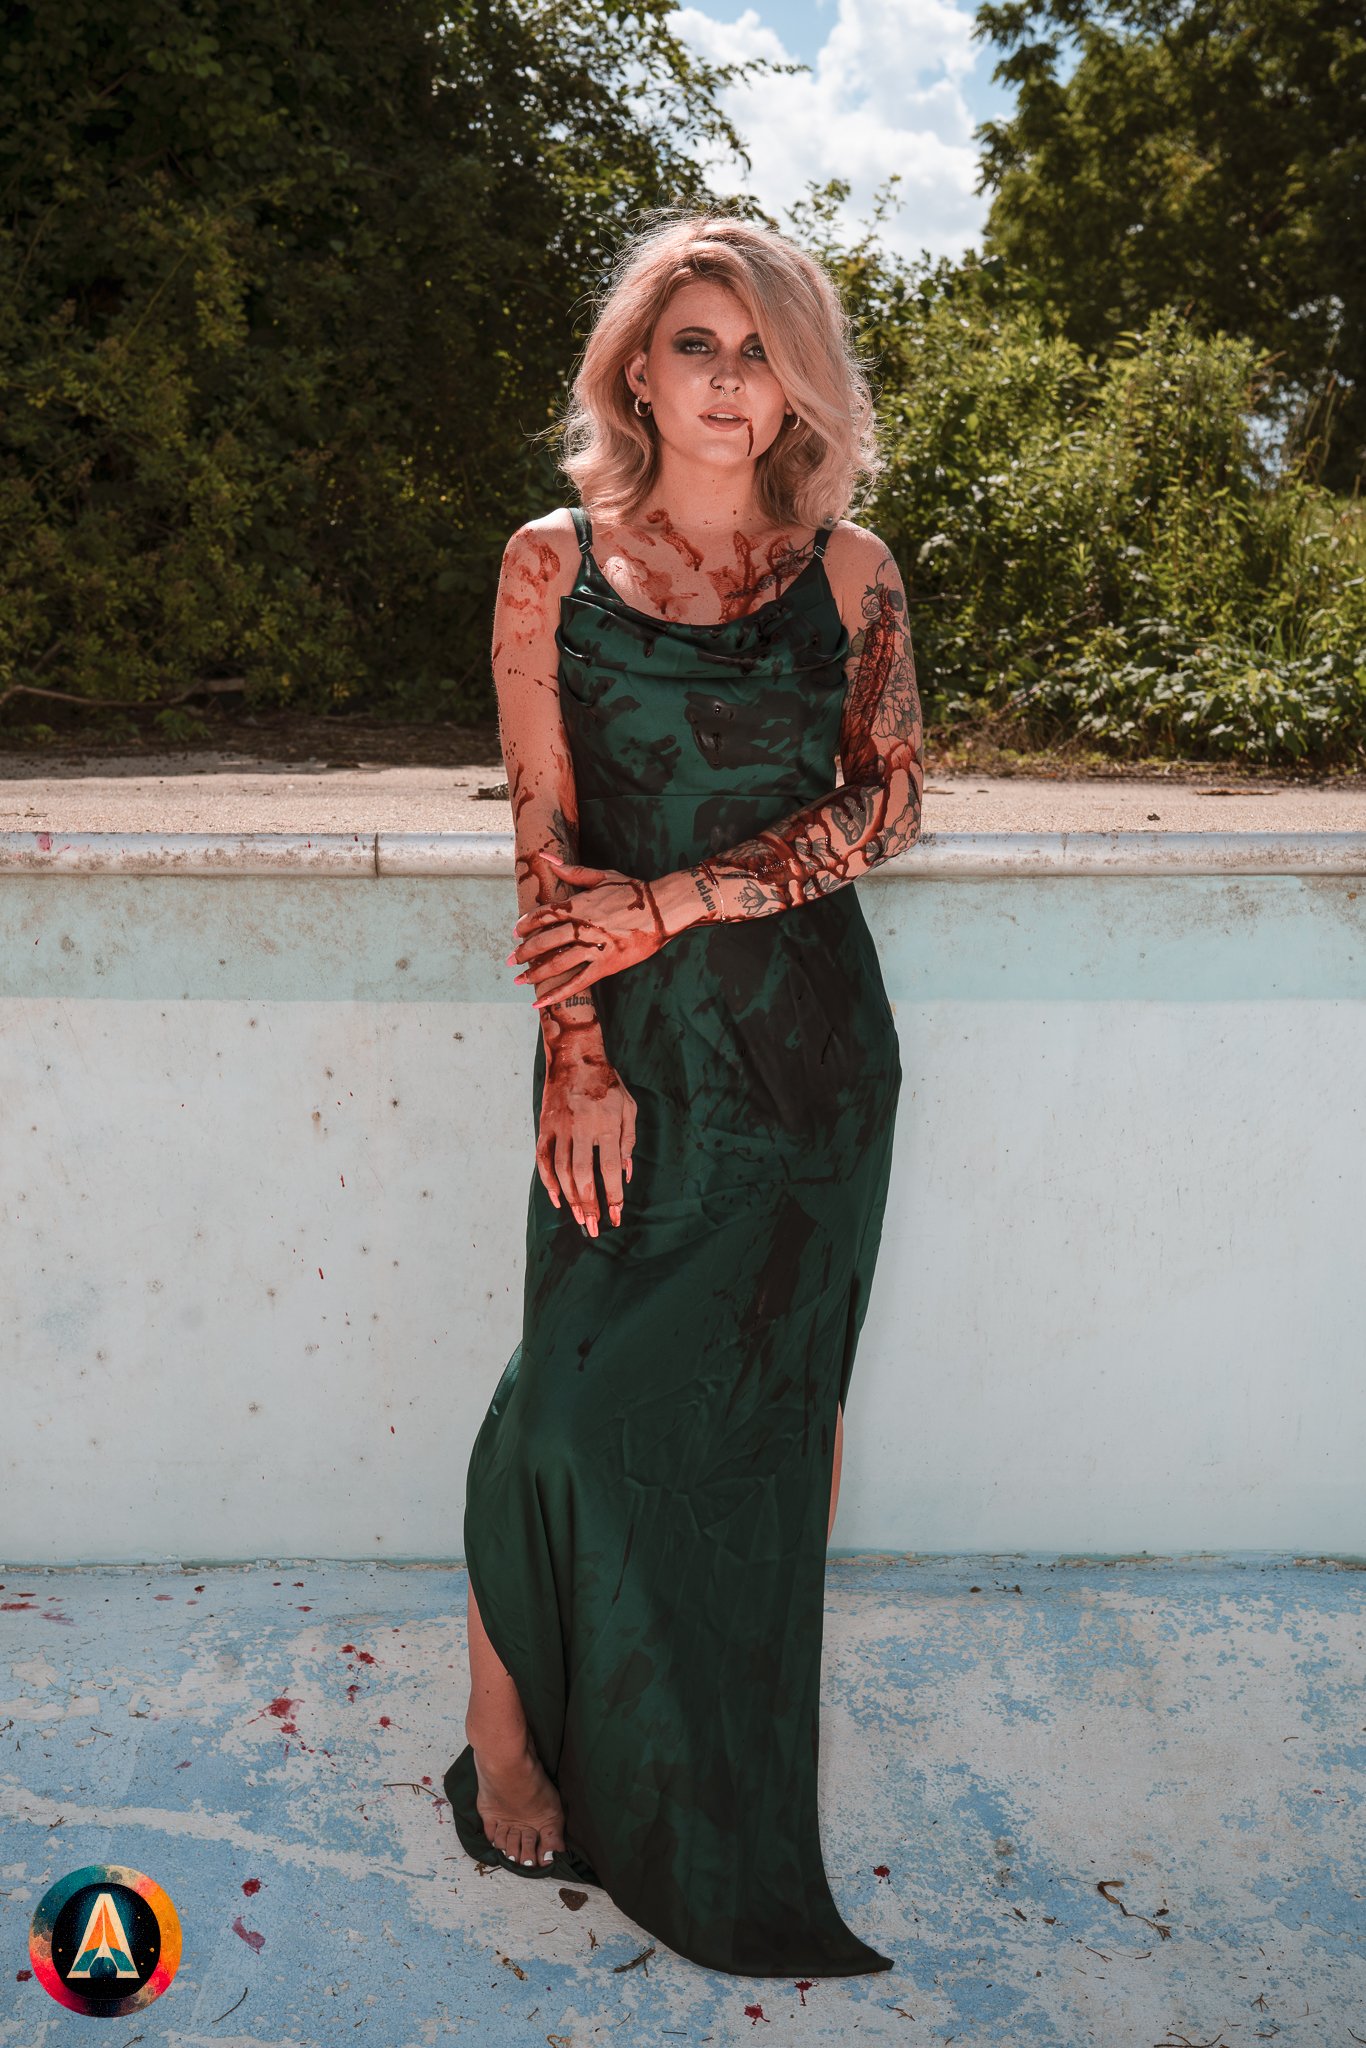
492, 513, 636, 1236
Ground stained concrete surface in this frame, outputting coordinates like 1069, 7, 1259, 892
4, 760, 1366, 834
1, 1555, 1362, 2045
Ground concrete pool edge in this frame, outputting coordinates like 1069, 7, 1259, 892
3, 826, 1366, 877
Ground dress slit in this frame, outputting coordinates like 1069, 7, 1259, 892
446, 1436, 603, 1891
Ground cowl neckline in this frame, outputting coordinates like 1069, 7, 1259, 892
575, 543, 832, 640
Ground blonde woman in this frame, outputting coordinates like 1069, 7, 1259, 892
442, 209, 924, 1977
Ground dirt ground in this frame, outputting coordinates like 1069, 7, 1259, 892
0, 712, 506, 774
4, 706, 1364, 788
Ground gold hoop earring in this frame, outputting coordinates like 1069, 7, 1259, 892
786, 410, 801, 427
634, 393, 652, 418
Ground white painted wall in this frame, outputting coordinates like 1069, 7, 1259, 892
2, 832, 1363, 1563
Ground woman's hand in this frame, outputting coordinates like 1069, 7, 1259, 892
511, 854, 679, 1008
536, 1043, 637, 1234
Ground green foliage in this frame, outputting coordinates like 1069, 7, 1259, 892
3, 5, 1360, 769
972, 0, 1366, 492
802, 199, 1366, 766
0, 0, 761, 733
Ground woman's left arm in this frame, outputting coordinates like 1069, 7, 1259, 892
651, 526, 924, 933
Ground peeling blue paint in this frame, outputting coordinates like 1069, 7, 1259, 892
1, 1553, 1361, 2043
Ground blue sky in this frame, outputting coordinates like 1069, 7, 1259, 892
667, 0, 1027, 267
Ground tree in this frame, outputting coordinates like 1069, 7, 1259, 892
0, 0, 763, 729
973, 0, 1366, 490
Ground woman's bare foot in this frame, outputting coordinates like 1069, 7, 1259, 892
469, 1727, 567, 1869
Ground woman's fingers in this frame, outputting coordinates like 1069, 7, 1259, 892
620, 1091, 637, 1186
517, 907, 581, 943
532, 965, 599, 1009
542, 856, 604, 880
570, 1130, 601, 1234
519, 944, 590, 989
521, 954, 589, 996
596, 1127, 624, 1229
513, 906, 572, 941
540, 1122, 585, 1212
512, 922, 606, 997
522, 947, 583, 992
513, 920, 580, 968
551, 1129, 578, 1219
512, 899, 580, 942
534, 1127, 561, 1208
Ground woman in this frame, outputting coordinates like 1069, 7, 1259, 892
442, 208, 924, 1978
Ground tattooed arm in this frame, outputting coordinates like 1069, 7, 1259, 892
509, 525, 923, 1012
652, 525, 924, 931
494, 513, 636, 1230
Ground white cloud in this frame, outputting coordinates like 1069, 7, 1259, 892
667, 0, 991, 266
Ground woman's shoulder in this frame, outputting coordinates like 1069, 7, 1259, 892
503, 505, 583, 556
821, 518, 906, 624
822, 515, 895, 572
498, 507, 586, 609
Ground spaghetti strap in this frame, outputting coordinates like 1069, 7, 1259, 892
812, 519, 835, 560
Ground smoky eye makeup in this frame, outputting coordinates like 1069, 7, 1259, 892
672, 331, 769, 359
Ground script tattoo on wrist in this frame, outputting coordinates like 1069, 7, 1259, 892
687, 861, 724, 922
540, 996, 600, 1057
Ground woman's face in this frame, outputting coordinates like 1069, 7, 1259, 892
624, 277, 792, 477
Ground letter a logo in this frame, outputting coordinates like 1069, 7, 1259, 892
29, 1863, 181, 2016
67, 1890, 139, 1980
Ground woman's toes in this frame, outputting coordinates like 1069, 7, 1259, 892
471, 1740, 565, 1869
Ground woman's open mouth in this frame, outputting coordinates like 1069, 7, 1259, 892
700, 410, 749, 431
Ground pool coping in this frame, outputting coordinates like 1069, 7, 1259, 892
2, 829, 1365, 877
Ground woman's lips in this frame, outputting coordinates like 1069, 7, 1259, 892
700, 411, 750, 431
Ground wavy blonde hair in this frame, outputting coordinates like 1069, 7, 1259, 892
556, 208, 882, 529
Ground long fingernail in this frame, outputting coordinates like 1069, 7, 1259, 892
609, 1204, 621, 1226
587, 1216, 598, 1238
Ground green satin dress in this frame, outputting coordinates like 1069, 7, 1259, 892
443, 506, 902, 1977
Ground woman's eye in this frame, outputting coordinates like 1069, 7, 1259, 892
675, 339, 767, 358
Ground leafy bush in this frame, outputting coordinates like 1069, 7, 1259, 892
0, 0, 752, 738
4, 31, 1361, 772
807, 194, 1366, 767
